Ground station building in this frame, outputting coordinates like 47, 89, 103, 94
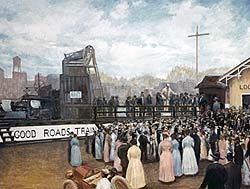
196, 57, 250, 109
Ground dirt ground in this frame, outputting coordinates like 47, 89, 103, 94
0, 139, 249, 189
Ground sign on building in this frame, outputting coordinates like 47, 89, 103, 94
70, 91, 82, 99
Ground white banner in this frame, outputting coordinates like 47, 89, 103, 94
1, 124, 98, 143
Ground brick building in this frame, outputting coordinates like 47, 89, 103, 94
0, 56, 61, 102
0, 56, 28, 101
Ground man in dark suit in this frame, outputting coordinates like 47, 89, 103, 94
224, 153, 242, 189
209, 127, 218, 154
137, 92, 145, 117
139, 131, 149, 162
191, 128, 201, 166
200, 152, 228, 189
118, 137, 130, 177
198, 93, 207, 114
234, 137, 244, 167
68, 132, 74, 164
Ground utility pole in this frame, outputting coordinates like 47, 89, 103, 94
188, 25, 209, 81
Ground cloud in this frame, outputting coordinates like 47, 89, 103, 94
110, 1, 129, 20
0, 0, 249, 80
132, 0, 144, 7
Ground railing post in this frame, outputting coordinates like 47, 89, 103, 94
133, 106, 136, 120
153, 106, 155, 121
94, 106, 97, 121
114, 107, 117, 119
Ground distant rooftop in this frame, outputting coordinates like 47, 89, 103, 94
196, 75, 226, 89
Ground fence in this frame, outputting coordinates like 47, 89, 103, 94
93, 105, 199, 121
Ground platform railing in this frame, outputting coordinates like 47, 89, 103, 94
93, 105, 199, 121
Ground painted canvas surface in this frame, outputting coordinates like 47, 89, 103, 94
0, 0, 250, 189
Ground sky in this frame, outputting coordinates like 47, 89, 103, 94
0, 0, 250, 79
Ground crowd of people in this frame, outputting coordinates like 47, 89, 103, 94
93, 91, 202, 108
69, 97, 250, 189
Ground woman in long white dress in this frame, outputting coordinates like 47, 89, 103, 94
95, 132, 103, 160
200, 131, 208, 160
109, 131, 117, 161
182, 130, 198, 175
126, 139, 146, 189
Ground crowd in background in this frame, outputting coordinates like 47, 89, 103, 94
67, 104, 250, 189
69, 91, 250, 189
93, 91, 202, 108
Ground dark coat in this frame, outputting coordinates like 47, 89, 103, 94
191, 133, 201, 164
68, 136, 73, 163
200, 162, 228, 189
198, 96, 207, 107
191, 133, 201, 155
209, 132, 218, 153
139, 134, 149, 149
224, 162, 242, 189
234, 143, 244, 166
91, 135, 96, 158
245, 140, 250, 158
118, 143, 130, 176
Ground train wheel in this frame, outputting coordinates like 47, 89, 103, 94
62, 179, 78, 189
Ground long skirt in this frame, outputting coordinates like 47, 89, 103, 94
172, 149, 183, 177
159, 151, 175, 182
242, 158, 250, 186
70, 145, 82, 167
126, 159, 146, 189
182, 147, 198, 175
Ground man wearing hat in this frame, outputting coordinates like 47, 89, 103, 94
191, 128, 201, 166
118, 137, 130, 177
224, 153, 242, 189
200, 152, 228, 189
209, 127, 219, 155
213, 97, 221, 113
234, 137, 244, 167
139, 130, 149, 162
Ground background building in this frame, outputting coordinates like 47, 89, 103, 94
197, 57, 250, 109
0, 56, 28, 101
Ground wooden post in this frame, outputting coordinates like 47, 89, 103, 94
133, 106, 136, 120
94, 106, 97, 121
188, 25, 209, 82
152, 106, 155, 121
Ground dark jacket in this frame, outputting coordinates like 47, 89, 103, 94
191, 133, 201, 155
234, 143, 244, 166
224, 161, 242, 189
139, 134, 149, 149
200, 162, 228, 189
118, 143, 130, 176
118, 143, 130, 167
245, 140, 250, 158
